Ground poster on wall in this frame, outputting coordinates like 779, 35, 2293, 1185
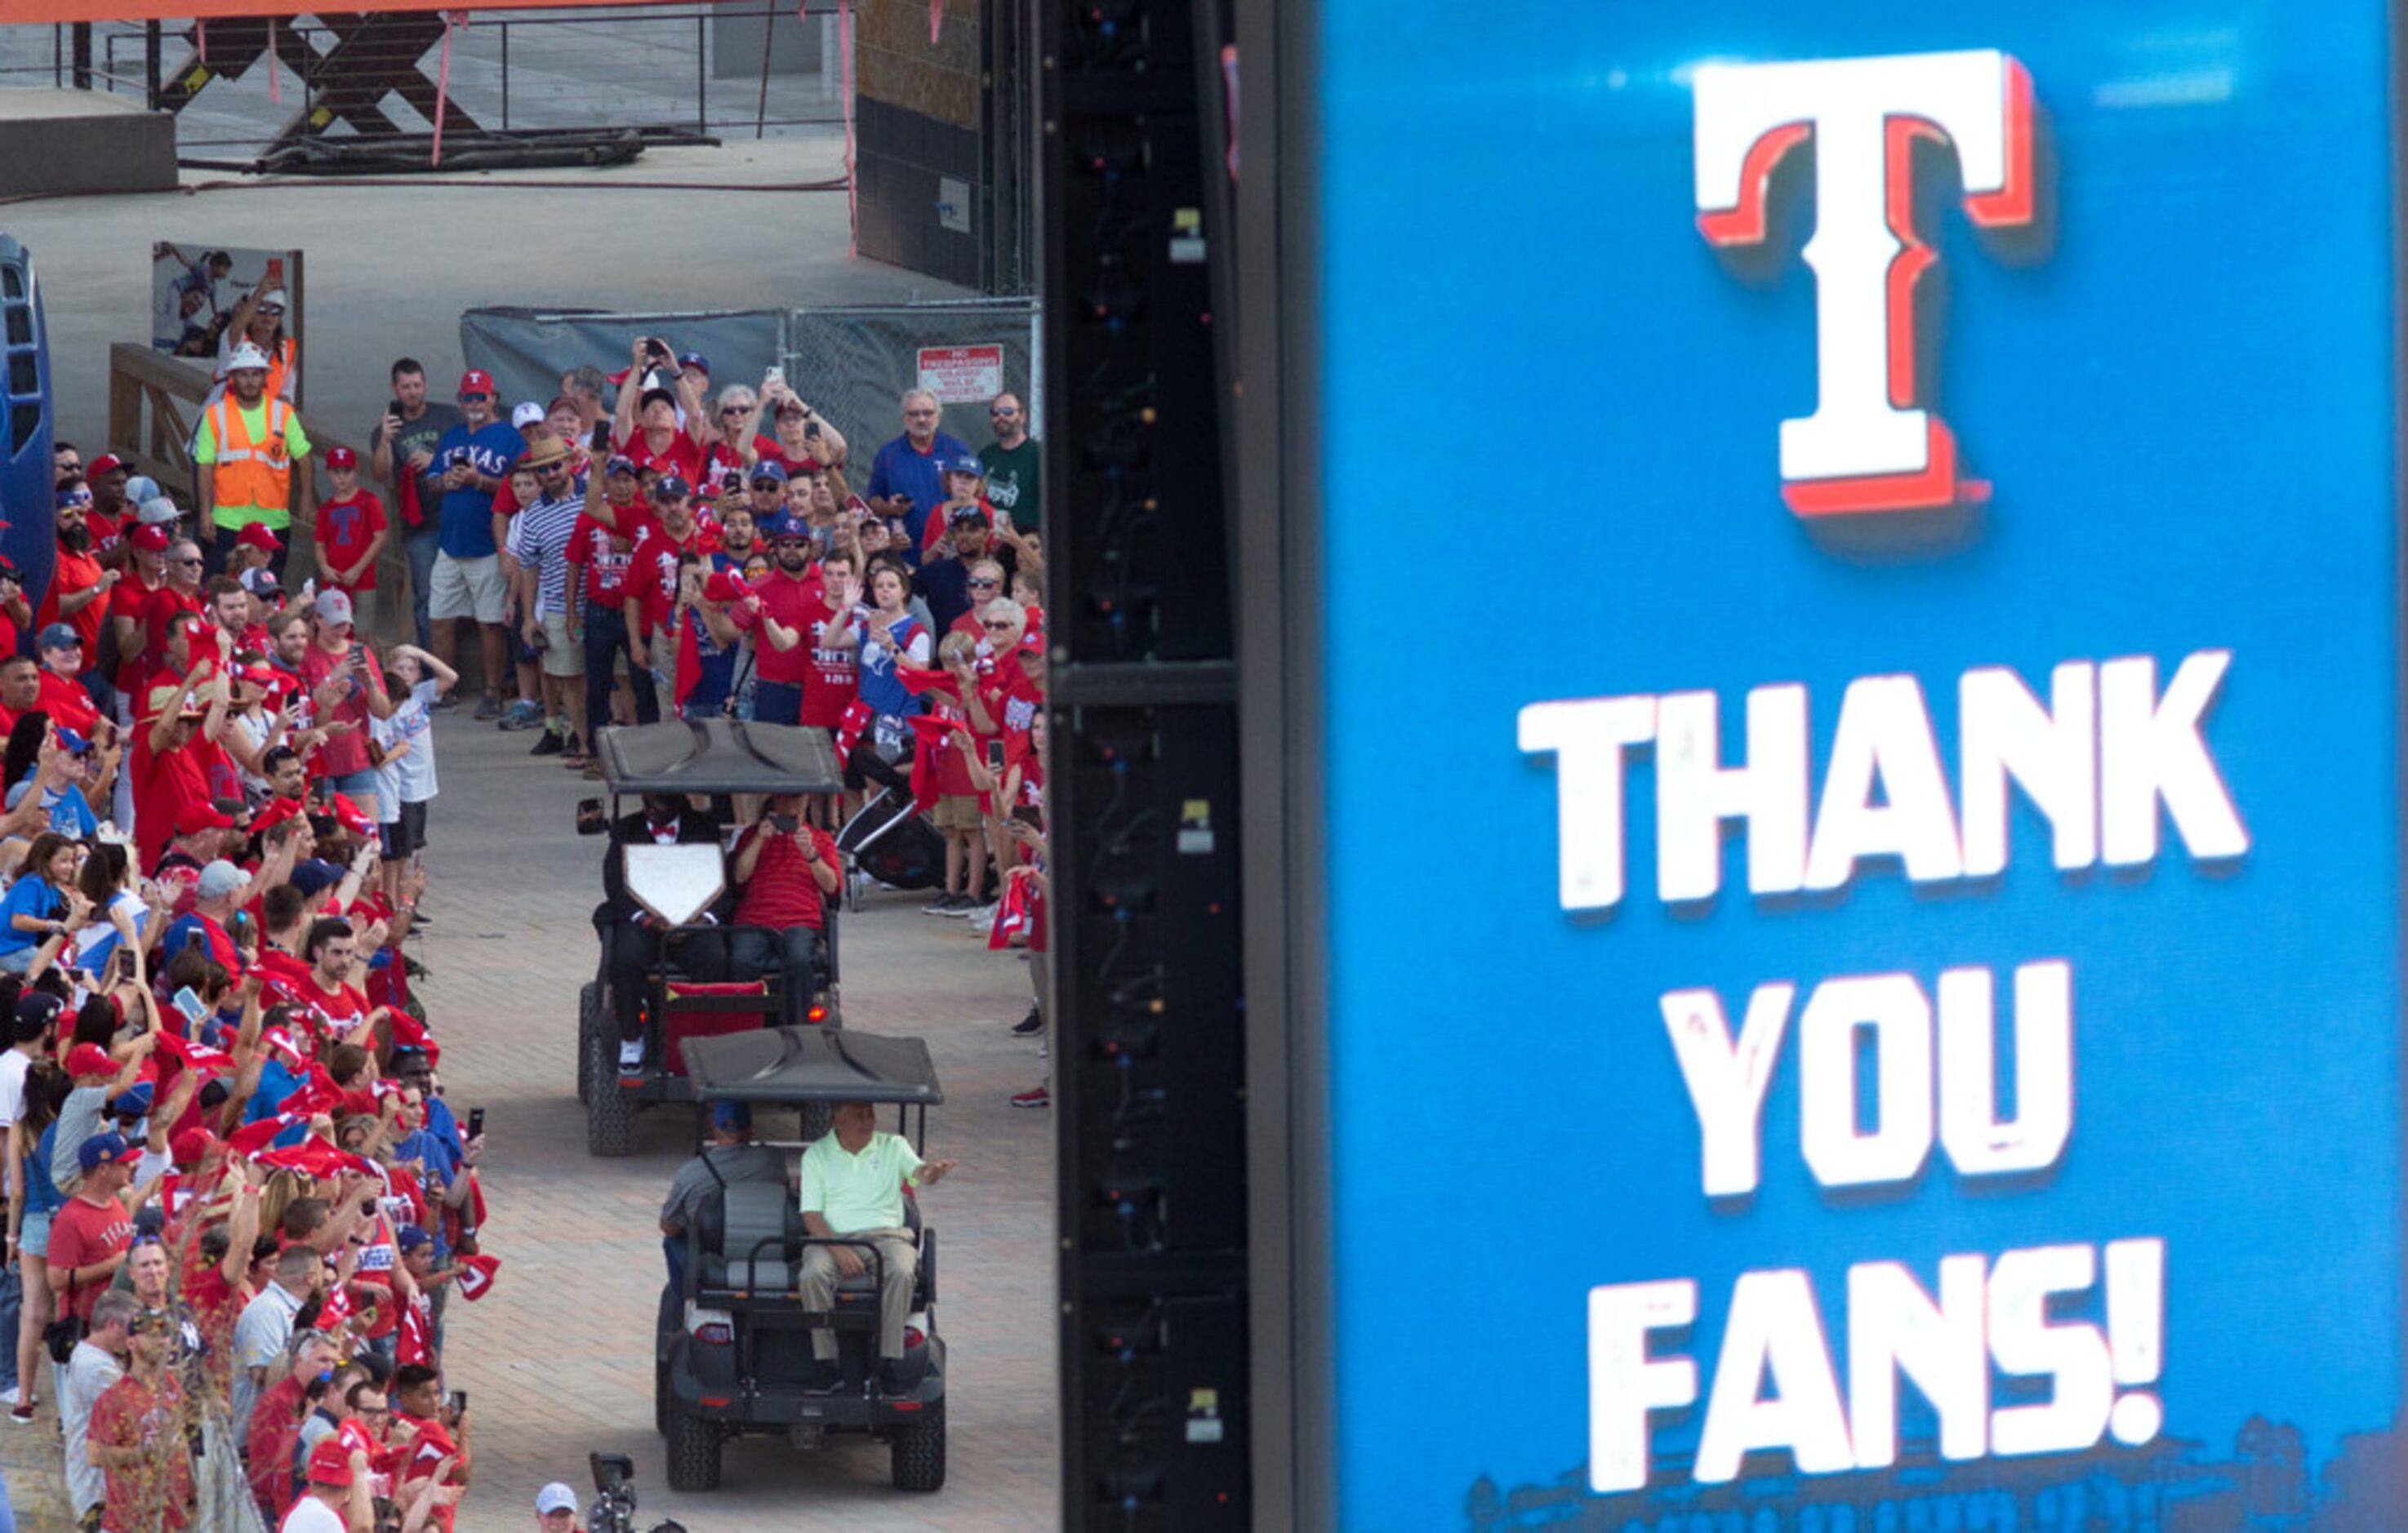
151, 241, 302, 401
1315, 4, 2404, 1529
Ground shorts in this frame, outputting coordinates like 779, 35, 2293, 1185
541, 614, 585, 679
17, 1207, 49, 1260
429, 553, 507, 624
381, 798, 429, 858
329, 767, 381, 802
933, 793, 984, 833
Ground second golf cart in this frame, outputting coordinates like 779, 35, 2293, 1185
657, 1025, 950, 1493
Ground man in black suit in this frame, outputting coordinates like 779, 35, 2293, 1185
597, 792, 728, 1072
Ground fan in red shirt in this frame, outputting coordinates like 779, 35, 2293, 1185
612, 335, 710, 488
750, 385, 848, 476
624, 479, 718, 693
291, 915, 376, 1048
394, 1363, 471, 1533
47, 1122, 140, 1322
31, 624, 101, 737
725, 796, 840, 1027
38, 489, 118, 655
919, 459, 998, 559
315, 446, 390, 597
107, 525, 171, 697
724, 519, 833, 729
131, 666, 230, 876
140, 537, 209, 686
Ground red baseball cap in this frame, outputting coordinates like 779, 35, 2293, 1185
237, 522, 283, 553
87, 453, 128, 479
325, 446, 357, 469
128, 524, 170, 553
174, 803, 235, 837
65, 1043, 115, 1078
459, 369, 496, 397
305, 1435, 355, 1487
170, 1126, 220, 1166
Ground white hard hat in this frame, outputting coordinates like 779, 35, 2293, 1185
225, 341, 272, 372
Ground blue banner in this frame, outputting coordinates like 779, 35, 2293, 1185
1318, 3, 2401, 1529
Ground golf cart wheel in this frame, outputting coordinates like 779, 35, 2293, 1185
666, 1406, 723, 1492
576, 983, 601, 1104
584, 1015, 638, 1157
892, 1397, 946, 1492
654, 1357, 669, 1437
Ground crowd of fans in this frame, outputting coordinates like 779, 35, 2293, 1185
361, 339, 1053, 1100
11, 335, 1049, 1531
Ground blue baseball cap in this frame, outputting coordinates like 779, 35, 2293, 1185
710, 1100, 753, 1133
747, 460, 788, 485
77, 1131, 140, 1171
109, 1082, 155, 1119
678, 351, 710, 375
37, 624, 78, 652
767, 513, 810, 542
605, 455, 639, 478
654, 476, 692, 501
397, 1225, 434, 1254
946, 455, 986, 478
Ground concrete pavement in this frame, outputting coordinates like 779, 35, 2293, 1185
0, 131, 967, 462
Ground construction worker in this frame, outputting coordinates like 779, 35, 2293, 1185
195, 340, 309, 580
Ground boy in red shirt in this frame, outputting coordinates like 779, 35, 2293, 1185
315, 445, 391, 635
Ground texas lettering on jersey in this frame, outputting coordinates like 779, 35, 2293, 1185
1692, 49, 2040, 516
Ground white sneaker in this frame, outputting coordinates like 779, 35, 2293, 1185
618, 1039, 645, 1072
0, 1386, 20, 1406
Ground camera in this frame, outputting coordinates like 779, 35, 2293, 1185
588, 1453, 688, 1533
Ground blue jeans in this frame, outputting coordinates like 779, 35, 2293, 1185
0, 1264, 20, 1397
407, 527, 441, 649
753, 679, 803, 727
583, 607, 657, 747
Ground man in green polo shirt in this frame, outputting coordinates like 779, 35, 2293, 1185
795, 1100, 958, 1394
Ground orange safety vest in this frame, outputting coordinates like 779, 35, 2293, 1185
263, 334, 297, 404
208, 393, 294, 519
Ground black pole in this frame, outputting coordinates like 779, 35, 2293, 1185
145, 19, 161, 110
756, 4, 774, 140
71, 22, 91, 89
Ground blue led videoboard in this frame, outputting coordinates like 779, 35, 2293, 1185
1317, 3, 2401, 1527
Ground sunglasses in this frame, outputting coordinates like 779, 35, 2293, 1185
460, 393, 491, 403
172, 556, 203, 567
990, 407, 1018, 416
968, 577, 1001, 589
982, 620, 1017, 632
719, 407, 749, 417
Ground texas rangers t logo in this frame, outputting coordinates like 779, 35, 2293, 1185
1694, 50, 2037, 516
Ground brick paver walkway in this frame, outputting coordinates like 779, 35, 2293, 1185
371, 713, 1059, 1530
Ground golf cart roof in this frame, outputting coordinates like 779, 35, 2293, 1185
681, 1027, 946, 1107
597, 718, 842, 798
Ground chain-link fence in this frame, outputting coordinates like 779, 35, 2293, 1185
784, 298, 1043, 477
0, 4, 845, 158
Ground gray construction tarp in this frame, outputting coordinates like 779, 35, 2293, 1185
459, 307, 790, 417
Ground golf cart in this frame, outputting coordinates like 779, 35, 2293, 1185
657, 1025, 949, 1493
576, 718, 846, 1157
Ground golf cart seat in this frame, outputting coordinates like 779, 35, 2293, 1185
695, 1181, 799, 1294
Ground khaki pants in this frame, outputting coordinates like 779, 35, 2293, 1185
797, 1227, 918, 1360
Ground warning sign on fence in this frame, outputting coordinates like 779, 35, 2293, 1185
917, 344, 1007, 403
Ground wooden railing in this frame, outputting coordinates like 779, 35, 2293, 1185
105, 343, 411, 638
